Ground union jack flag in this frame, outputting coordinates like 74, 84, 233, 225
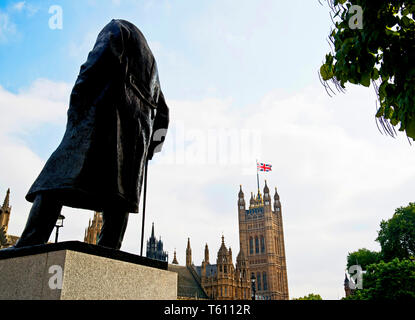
257, 162, 272, 172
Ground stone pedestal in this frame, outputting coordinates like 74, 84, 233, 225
0, 241, 177, 300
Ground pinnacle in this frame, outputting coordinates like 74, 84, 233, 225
2, 188, 10, 209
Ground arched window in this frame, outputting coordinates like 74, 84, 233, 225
257, 272, 262, 291
275, 237, 278, 255
249, 237, 254, 255
255, 237, 259, 254
224, 265, 227, 274
263, 272, 268, 291
260, 236, 266, 253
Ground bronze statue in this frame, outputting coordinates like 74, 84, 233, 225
9, 19, 169, 250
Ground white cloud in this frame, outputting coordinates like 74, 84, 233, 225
13, 2, 25, 12
0, 2, 39, 44
0, 79, 70, 134
0, 79, 75, 240
0, 11, 16, 43
12, 1, 38, 16
0, 79, 414, 300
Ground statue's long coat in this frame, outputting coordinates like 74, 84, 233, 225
26, 20, 169, 213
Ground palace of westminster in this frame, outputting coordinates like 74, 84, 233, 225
0, 181, 289, 300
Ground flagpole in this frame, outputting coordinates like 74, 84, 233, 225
256, 159, 260, 193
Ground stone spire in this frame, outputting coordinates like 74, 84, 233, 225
263, 180, 270, 199
204, 243, 210, 264
274, 187, 281, 211
238, 185, 244, 198
0, 189, 12, 233
186, 237, 192, 266
250, 192, 255, 206
172, 249, 179, 265
2, 189, 10, 209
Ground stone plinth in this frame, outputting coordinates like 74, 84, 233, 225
0, 241, 177, 300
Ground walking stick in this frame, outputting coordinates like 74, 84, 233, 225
140, 158, 149, 257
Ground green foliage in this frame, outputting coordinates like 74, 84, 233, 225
346, 248, 381, 270
344, 258, 415, 300
376, 203, 415, 261
344, 203, 415, 300
321, 1, 415, 140
292, 293, 323, 300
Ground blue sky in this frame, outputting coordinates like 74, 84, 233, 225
0, 0, 332, 158
1, 0, 414, 300
0, 0, 329, 101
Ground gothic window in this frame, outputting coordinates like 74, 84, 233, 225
255, 237, 259, 254
224, 287, 227, 297
249, 237, 254, 255
224, 265, 227, 274
274, 237, 278, 255
260, 236, 265, 253
263, 272, 268, 291
257, 272, 262, 291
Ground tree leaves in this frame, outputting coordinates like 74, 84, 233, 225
344, 203, 415, 300
292, 293, 323, 300
376, 203, 415, 261
346, 249, 381, 270
321, 0, 415, 141
345, 259, 415, 300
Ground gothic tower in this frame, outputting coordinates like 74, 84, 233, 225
236, 245, 250, 299
238, 181, 289, 300
146, 223, 168, 262
0, 189, 11, 234
84, 212, 103, 245
215, 235, 236, 300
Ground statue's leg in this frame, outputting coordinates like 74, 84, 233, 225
15, 193, 63, 247
97, 210, 129, 250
